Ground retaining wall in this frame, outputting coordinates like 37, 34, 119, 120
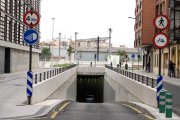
105, 68, 157, 108
31, 67, 77, 104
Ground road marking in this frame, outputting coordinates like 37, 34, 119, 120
50, 102, 71, 119
121, 103, 155, 120
122, 104, 142, 114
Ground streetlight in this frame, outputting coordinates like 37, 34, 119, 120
52, 18, 55, 41
128, 17, 136, 19
51, 18, 55, 60
59, 33, 61, 61
108, 28, 112, 63
74, 32, 78, 62
128, 17, 141, 70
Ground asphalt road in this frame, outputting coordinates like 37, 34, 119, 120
55, 102, 147, 120
164, 82, 180, 115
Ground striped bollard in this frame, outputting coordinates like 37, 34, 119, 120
166, 92, 173, 118
157, 75, 163, 104
159, 90, 166, 113
27, 71, 33, 104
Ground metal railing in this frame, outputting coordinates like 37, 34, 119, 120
105, 65, 156, 88
33, 64, 76, 84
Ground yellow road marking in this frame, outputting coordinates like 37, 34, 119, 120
50, 111, 59, 119
142, 114, 155, 120
50, 102, 71, 119
122, 104, 142, 114
121, 103, 155, 120
58, 102, 71, 111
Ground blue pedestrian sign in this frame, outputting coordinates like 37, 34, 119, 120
131, 53, 135, 59
23, 29, 39, 45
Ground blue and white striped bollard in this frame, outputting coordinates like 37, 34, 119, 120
27, 71, 33, 97
157, 75, 163, 102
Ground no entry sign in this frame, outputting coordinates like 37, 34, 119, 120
23, 10, 40, 28
153, 32, 169, 49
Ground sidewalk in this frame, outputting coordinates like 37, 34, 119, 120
0, 68, 63, 120
132, 70, 180, 86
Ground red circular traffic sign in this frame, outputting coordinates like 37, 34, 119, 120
153, 32, 169, 49
153, 14, 170, 31
23, 10, 40, 28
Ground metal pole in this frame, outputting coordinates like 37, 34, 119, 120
108, 28, 112, 61
138, 48, 140, 70
52, 18, 55, 41
51, 18, 55, 60
59, 33, 61, 61
74, 32, 78, 61
97, 36, 100, 61
28, 45, 32, 105
159, 49, 162, 76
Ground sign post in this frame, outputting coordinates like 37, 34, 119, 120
131, 53, 135, 72
153, 14, 170, 106
23, 10, 40, 105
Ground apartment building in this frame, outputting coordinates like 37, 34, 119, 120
168, 0, 180, 77
134, 0, 180, 77
134, 0, 155, 71
0, 0, 41, 73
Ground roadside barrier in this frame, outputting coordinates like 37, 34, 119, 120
159, 90, 166, 113
166, 92, 173, 118
157, 75, 163, 103
34, 64, 76, 84
105, 65, 156, 88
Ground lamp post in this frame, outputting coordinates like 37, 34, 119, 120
108, 28, 112, 62
51, 18, 55, 60
59, 33, 61, 61
74, 32, 78, 62
52, 18, 55, 41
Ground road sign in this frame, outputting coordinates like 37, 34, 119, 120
153, 32, 169, 49
153, 14, 170, 31
131, 53, 135, 59
23, 29, 39, 45
23, 10, 40, 28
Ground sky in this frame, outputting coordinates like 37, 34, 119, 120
40, 0, 136, 48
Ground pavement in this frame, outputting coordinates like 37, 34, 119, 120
0, 68, 180, 120
130, 69, 180, 119
132, 70, 180, 86
0, 68, 65, 120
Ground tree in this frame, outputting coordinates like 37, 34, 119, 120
117, 50, 126, 66
67, 45, 73, 62
41, 47, 51, 61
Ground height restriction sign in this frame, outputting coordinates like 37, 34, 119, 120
153, 14, 170, 31
23, 10, 40, 28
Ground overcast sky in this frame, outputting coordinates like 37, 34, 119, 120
40, 0, 136, 48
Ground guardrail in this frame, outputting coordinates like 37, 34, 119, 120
105, 65, 156, 88
33, 64, 76, 84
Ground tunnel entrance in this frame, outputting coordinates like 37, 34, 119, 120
77, 75, 104, 103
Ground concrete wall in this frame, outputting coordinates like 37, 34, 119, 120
105, 68, 157, 108
77, 66, 105, 75
10, 48, 39, 72
103, 80, 115, 102
0, 47, 5, 73
47, 74, 77, 101
31, 67, 77, 104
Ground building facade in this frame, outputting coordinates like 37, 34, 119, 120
0, 0, 41, 73
134, 0, 180, 78
134, 0, 155, 71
